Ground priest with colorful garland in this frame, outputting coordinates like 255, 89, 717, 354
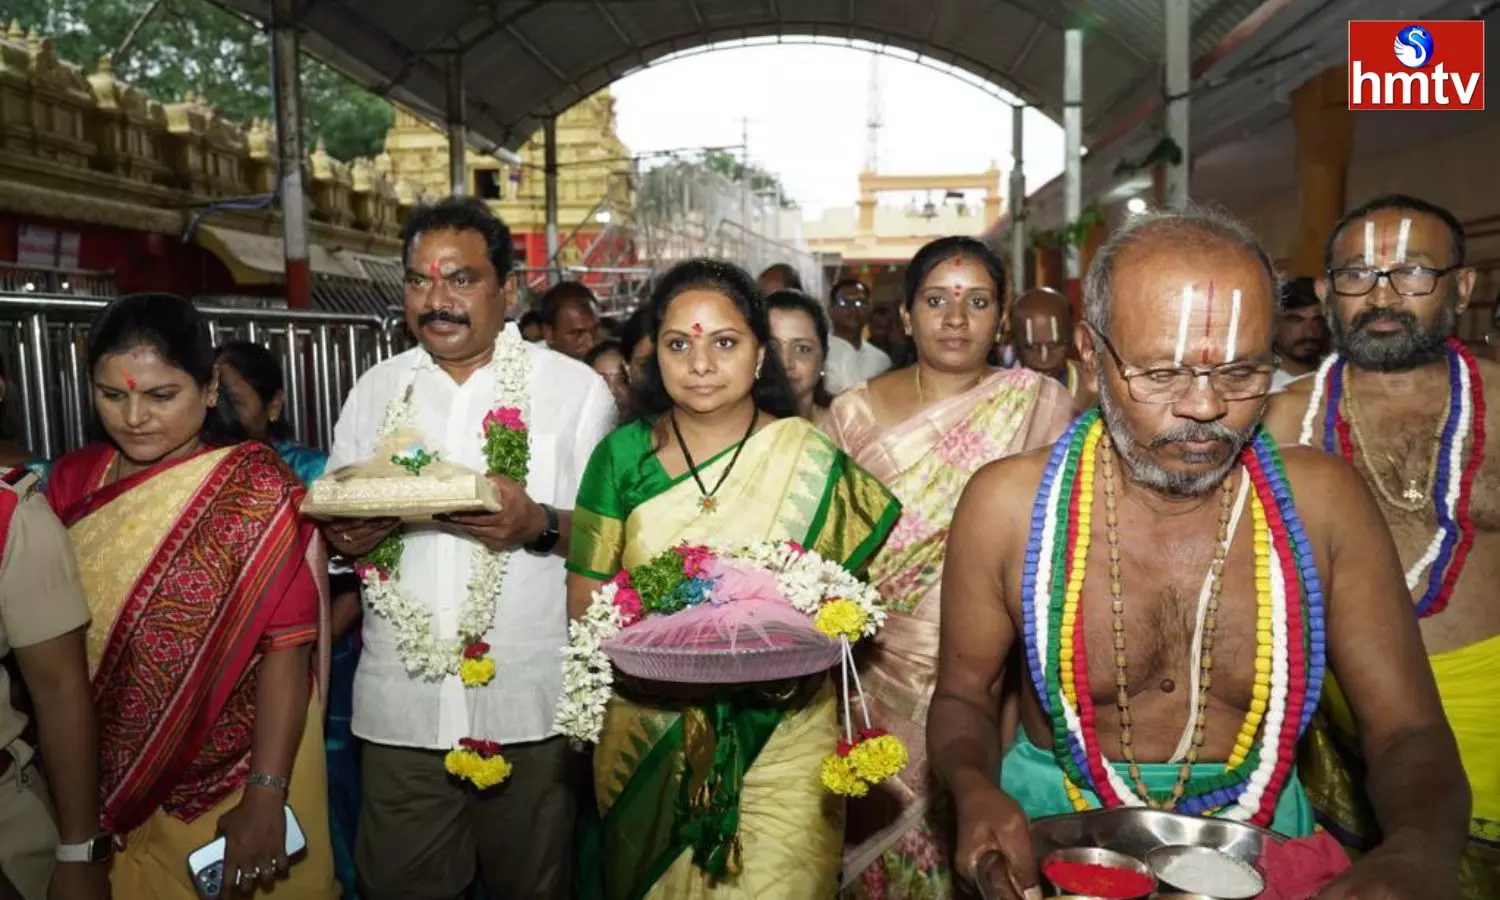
929, 208, 1469, 900
1265, 195, 1500, 899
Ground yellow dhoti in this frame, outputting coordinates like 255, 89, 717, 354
1303, 633, 1500, 899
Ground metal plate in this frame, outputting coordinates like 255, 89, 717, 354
1031, 808, 1281, 871
975, 810, 1282, 899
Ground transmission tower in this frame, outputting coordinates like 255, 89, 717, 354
863, 54, 883, 173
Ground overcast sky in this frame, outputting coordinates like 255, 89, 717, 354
610, 44, 1067, 215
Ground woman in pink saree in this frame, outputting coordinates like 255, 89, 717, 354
828, 238, 1076, 899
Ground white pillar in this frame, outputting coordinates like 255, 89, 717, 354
543, 116, 560, 283
1164, 0, 1192, 208
1009, 104, 1026, 296
446, 56, 467, 197
1063, 28, 1083, 281
270, 0, 309, 308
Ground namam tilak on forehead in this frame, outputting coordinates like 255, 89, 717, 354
1168, 280, 1250, 367
1357, 217, 1418, 267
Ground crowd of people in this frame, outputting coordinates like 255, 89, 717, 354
0, 188, 1491, 900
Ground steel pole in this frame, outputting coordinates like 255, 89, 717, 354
271, 0, 309, 308
1063, 29, 1083, 284
446, 55, 467, 197
1165, 0, 1192, 208
544, 116, 560, 284
1009, 104, 1026, 297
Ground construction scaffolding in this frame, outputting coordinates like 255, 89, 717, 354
532, 154, 825, 315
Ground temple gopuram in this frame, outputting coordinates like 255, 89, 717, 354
381, 91, 637, 296
0, 21, 439, 311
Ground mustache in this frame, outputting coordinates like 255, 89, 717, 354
417, 309, 472, 328
1350, 307, 1417, 332
1148, 420, 1239, 449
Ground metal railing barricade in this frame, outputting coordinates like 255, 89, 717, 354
0, 294, 410, 458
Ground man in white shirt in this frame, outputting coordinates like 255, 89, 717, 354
824, 277, 892, 393
1270, 276, 1329, 393
321, 198, 615, 900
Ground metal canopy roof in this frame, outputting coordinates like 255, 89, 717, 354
216, 0, 1274, 153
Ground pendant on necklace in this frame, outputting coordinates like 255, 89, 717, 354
698, 496, 718, 514
1403, 482, 1425, 504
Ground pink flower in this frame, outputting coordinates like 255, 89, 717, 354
482, 406, 526, 432
784, 540, 806, 555
674, 544, 714, 579
933, 420, 999, 471
611, 585, 643, 626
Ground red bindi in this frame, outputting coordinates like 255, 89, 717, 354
1200, 281, 1216, 364
125, 375, 136, 390
427, 261, 442, 278
691, 322, 703, 335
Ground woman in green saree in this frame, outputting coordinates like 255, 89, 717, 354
567, 259, 900, 899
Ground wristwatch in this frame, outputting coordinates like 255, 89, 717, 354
525, 503, 560, 555
55, 834, 113, 864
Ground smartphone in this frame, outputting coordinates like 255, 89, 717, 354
187, 804, 307, 899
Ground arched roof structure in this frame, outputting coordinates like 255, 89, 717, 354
216, 0, 1279, 153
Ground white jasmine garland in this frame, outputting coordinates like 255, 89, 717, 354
554, 540, 887, 743
360, 329, 532, 682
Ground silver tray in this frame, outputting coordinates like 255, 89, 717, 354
1032, 808, 1282, 868
976, 809, 1281, 899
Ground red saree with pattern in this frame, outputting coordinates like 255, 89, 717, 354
47, 440, 325, 835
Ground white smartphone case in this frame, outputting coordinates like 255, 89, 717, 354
186, 805, 307, 898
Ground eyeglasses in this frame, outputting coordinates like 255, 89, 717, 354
1327, 264, 1462, 297
832, 295, 867, 309
1089, 326, 1278, 404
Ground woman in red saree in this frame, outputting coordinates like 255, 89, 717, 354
46, 294, 334, 900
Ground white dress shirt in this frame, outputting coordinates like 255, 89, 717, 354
824, 335, 893, 395
326, 325, 616, 749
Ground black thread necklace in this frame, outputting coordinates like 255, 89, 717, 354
669, 405, 758, 515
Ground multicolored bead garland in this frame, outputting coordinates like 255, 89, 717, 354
1021, 409, 1327, 827
1297, 337, 1487, 618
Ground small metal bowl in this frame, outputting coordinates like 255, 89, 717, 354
1147, 844, 1265, 899
1039, 847, 1157, 899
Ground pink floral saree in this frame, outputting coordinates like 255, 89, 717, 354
827, 368, 1076, 899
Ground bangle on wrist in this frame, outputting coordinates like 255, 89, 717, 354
246, 771, 290, 791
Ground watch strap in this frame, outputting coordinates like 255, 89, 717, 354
525, 503, 560, 554
55, 835, 111, 863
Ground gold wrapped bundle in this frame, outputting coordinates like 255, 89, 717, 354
301, 430, 502, 521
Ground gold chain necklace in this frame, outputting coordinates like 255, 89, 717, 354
1341, 365, 1447, 513
1101, 434, 1235, 810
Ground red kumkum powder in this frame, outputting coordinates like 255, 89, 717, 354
1042, 859, 1155, 898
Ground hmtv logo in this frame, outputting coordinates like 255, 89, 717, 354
1347, 21, 1485, 110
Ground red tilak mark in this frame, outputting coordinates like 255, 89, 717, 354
1201, 281, 1216, 364
691, 322, 703, 335
125, 375, 136, 390
427, 261, 442, 278
951, 283, 965, 295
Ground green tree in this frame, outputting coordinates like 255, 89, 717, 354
4, 0, 392, 163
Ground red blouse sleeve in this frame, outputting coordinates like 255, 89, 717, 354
256, 521, 322, 654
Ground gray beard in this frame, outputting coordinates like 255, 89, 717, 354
1096, 379, 1253, 499
1329, 294, 1457, 372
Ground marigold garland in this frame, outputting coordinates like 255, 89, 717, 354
443, 738, 513, 790
360, 329, 532, 788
